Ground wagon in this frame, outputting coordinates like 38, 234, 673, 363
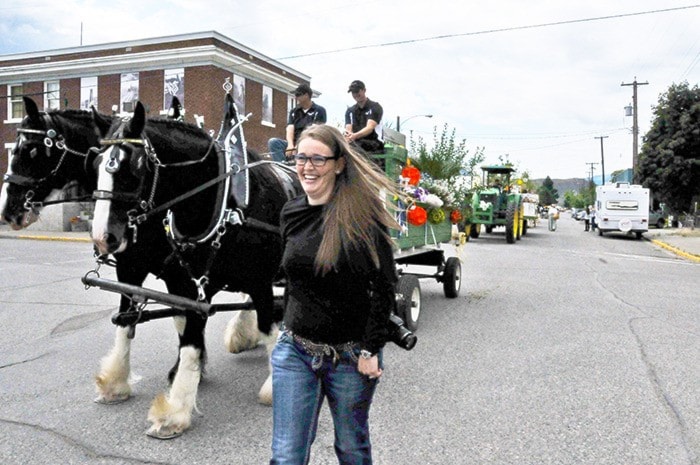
372, 138, 464, 332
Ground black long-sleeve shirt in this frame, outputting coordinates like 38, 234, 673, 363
280, 195, 397, 354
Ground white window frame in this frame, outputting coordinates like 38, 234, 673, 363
5, 84, 24, 123
44, 81, 60, 111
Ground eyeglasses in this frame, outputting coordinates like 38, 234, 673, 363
293, 153, 341, 167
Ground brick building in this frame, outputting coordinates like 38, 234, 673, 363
0, 31, 314, 189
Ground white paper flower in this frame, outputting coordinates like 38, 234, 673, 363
424, 194, 444, 208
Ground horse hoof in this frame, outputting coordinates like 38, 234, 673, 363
94, 394, 129, 405
146, 426, 183, 440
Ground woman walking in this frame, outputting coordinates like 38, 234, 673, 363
270, 124, 401, 465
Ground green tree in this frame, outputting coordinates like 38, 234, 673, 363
638, 81, 700, 214
410, 123, 484, 183
562, 180, 595, 209
409, 124, 485, 207
537, 176, 559, 205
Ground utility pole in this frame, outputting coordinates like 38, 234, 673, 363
621, 78, 648, 183
585, 162, 598, 182
594, 136, 608, 185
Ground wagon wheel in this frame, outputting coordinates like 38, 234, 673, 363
396, 275, 421, 332
522, 218, 529, 236
469, 224, 480, 239
442, 257, 461, 298
485, 225, 493, 234
505, 201, 517, 244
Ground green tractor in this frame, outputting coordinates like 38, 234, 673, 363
468, 165, 526, 244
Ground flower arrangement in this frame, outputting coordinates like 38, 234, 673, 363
399, 160, 457, 222
70, 216, 81, 224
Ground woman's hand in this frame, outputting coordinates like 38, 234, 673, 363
358, 355, 382, 379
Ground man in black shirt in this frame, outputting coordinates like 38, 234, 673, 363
344, 80, 385, 154
268, 83, 327, 162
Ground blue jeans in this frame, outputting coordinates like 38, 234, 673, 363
268, 138, 288, 162
270, 331, 381, 465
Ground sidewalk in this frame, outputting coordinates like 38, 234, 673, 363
643, 227, 700, 262
1, 223, 699, 262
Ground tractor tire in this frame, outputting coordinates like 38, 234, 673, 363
516, 201, 523, 240
469, 224, 480, 239
442, 257, 461, 298
505, 201, 517, 244
396, 275, 421, 331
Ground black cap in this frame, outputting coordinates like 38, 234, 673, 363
293, 83, 313, 97
347, 80, 365, 93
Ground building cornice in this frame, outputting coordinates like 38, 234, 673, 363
0, 31, 309, 92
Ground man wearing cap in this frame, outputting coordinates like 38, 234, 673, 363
344, 80, 385, 154
268, 83, 327, 162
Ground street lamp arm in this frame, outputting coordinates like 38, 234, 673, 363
397, 114, 433, 132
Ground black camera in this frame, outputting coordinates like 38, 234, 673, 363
387, 313, 417, 350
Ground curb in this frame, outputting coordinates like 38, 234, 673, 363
0, 234, 92, 243
650, 238, 700, 263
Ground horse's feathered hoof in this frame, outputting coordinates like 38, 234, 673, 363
94, 394, 130, 405
146, 426, 183, 440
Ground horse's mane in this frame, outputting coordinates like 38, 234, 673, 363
148, 117, 208, 139
47, 108, 96, 123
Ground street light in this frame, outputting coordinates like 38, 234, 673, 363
396, 114, 432, 132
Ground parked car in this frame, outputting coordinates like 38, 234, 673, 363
649, 210, 666, 228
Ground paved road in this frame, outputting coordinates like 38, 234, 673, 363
0, 217, 698, 464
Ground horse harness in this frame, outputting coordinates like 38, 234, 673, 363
5, 115, 98, 212
93, 118, 293, 302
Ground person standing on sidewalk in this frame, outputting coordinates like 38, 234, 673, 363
590, 205, 597, 232
548, 204, 559, 231
268, 83, 327, 162
583, 206, 590, 231
270, 124, 401, 465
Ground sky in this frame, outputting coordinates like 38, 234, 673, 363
2, 1, 700, 180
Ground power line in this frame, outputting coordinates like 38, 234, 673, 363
277, 5, 700, 60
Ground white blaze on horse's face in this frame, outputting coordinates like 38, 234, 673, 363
92, 147, 128, 255
0, 140, 36, 229
0, 166, 10, 223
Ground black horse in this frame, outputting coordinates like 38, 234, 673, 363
1, 96, 278, 438
91, 95, 300, 438
1, 97, 103, 228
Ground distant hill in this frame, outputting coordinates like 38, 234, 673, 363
532, 178, 589, 195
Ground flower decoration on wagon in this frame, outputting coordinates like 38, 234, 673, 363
406, 204, 427, 226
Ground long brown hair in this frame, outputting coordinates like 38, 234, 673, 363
297, 125, 402, 275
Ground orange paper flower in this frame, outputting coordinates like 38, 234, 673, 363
407, 205, 427, 226
401, 165, 421, 186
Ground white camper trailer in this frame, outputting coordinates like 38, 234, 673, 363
595, 183, 650, 239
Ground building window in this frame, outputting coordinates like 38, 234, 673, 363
233, 75, 246, 116
120, 73, 139, 113
287, 95, 295, 116
7, 84, 23, 121
163, 68, 184, 112
80, 77, 98, 110
44, 81, 60, 110
262, 85, 273, 125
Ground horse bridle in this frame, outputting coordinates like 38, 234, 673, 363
93, 135, 160, 209
93, 124, 222, 230
5, 117, 100, 211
